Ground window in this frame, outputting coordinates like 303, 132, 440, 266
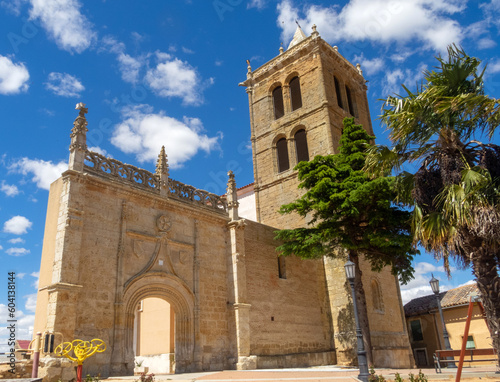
465, 335, 476, 349
278, 256, 286, 279
371, 279, 383, 312
294, 129, 309, 163
410, 320, 424, 342
273, 86, 285, 119
289, 76, 302, 111
276, 138, 290, 172
334, 76, 343, 109
345, 85, 355, 116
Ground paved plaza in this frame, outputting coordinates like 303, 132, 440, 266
105, 365, 500, 382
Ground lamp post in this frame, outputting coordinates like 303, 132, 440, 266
429, 274, 456, 368
345, 260, 370, 382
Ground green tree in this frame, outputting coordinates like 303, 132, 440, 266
275, 117, 416, 365
365, 45, 500, 360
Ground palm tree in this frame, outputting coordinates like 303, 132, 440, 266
365, 45, 500, 360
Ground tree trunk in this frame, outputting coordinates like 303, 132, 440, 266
352, 253, 374, 366
470, 245, 500, 364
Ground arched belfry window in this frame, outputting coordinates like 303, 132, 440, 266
273, 86, 285, 119
345, 85, 355, 116
334, 76, 343, 109
289, 76, 302, 111
276, 138, 290, 172
294, 129, 309, 163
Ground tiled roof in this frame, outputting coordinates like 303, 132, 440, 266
15, 340, 31, 350
404, 283, 479, 317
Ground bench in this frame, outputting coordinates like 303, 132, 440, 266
433, 348, 497, 373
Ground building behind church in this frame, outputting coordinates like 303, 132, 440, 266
32, 26, 414, 381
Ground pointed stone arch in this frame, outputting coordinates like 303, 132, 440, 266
119, 272, 196, 374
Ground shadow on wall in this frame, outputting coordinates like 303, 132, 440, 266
336, 284, 357, 365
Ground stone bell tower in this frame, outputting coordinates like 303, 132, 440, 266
240, 26, 414, 369
240, 25, 373, 229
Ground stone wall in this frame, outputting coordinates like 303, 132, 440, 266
243, 220, 336, 366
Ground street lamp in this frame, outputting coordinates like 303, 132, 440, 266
345, 260, 370, 382
429, 274, 456, 368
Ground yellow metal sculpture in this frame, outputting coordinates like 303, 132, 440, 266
55, 339, 106, 382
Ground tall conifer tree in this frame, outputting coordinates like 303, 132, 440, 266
276, 117, 416, 364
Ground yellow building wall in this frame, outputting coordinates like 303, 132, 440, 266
407, 304, 494, 366
136, 298, 174, 356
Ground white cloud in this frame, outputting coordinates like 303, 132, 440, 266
9, 157, 67, 190
390, 51, 413, 63
117, 53, 144, 84
0, 245, 3, 250
100, 35, 126, 55
277, 0, 465, 52
0, 55, 29, 95
5, 247, 30, 256
1, 181, 19, 196
248, 0, 266, 9
31, 271, 39, 289
382, 63, 427, 95
24, 293, 37, 313
8, 238, 24, 244
488, 59, 500, 74
400, 262, 456, 304
0, 0, 25, 16
29, 0, 97, 53
3, 216, 32, 235
88, 146, 110, 157
145, 51, 210, 105
181, 47, 194, 54
354, 55, 385, 76
45, 72, 84, 97
110, 104, 221, 167
17, 272, 26, 279
478, 38, 496, 49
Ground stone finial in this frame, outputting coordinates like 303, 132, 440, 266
279, 43, 284, 54
356, 63, 363, 76
69, 102, 88, 171
311, 24, 319, 37
333, 46, 338, 52
226, 170, 239, 221
246, 59, 252, 79
156, 146, 169, 196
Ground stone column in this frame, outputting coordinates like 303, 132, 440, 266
69, 102, 88, 172
226, 172, 256, 370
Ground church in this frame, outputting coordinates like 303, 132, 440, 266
32, 25, 414, 380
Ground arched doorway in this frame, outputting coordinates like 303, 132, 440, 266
119, 273, 196, 374
133, 297, 175, 374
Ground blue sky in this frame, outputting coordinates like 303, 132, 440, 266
1, 0, 499, 351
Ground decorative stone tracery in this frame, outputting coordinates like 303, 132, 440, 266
83, 149, 227, 213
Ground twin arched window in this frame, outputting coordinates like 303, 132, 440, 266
272, 76, 303, 120
334, 76, 358, 117
334, 76, 343, 109
273, 86, 285, 119
276, 138, 289, 172
289, 76, 302, 111
276, 129, 309, 173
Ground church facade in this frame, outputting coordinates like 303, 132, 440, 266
32, 27, 413, 381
